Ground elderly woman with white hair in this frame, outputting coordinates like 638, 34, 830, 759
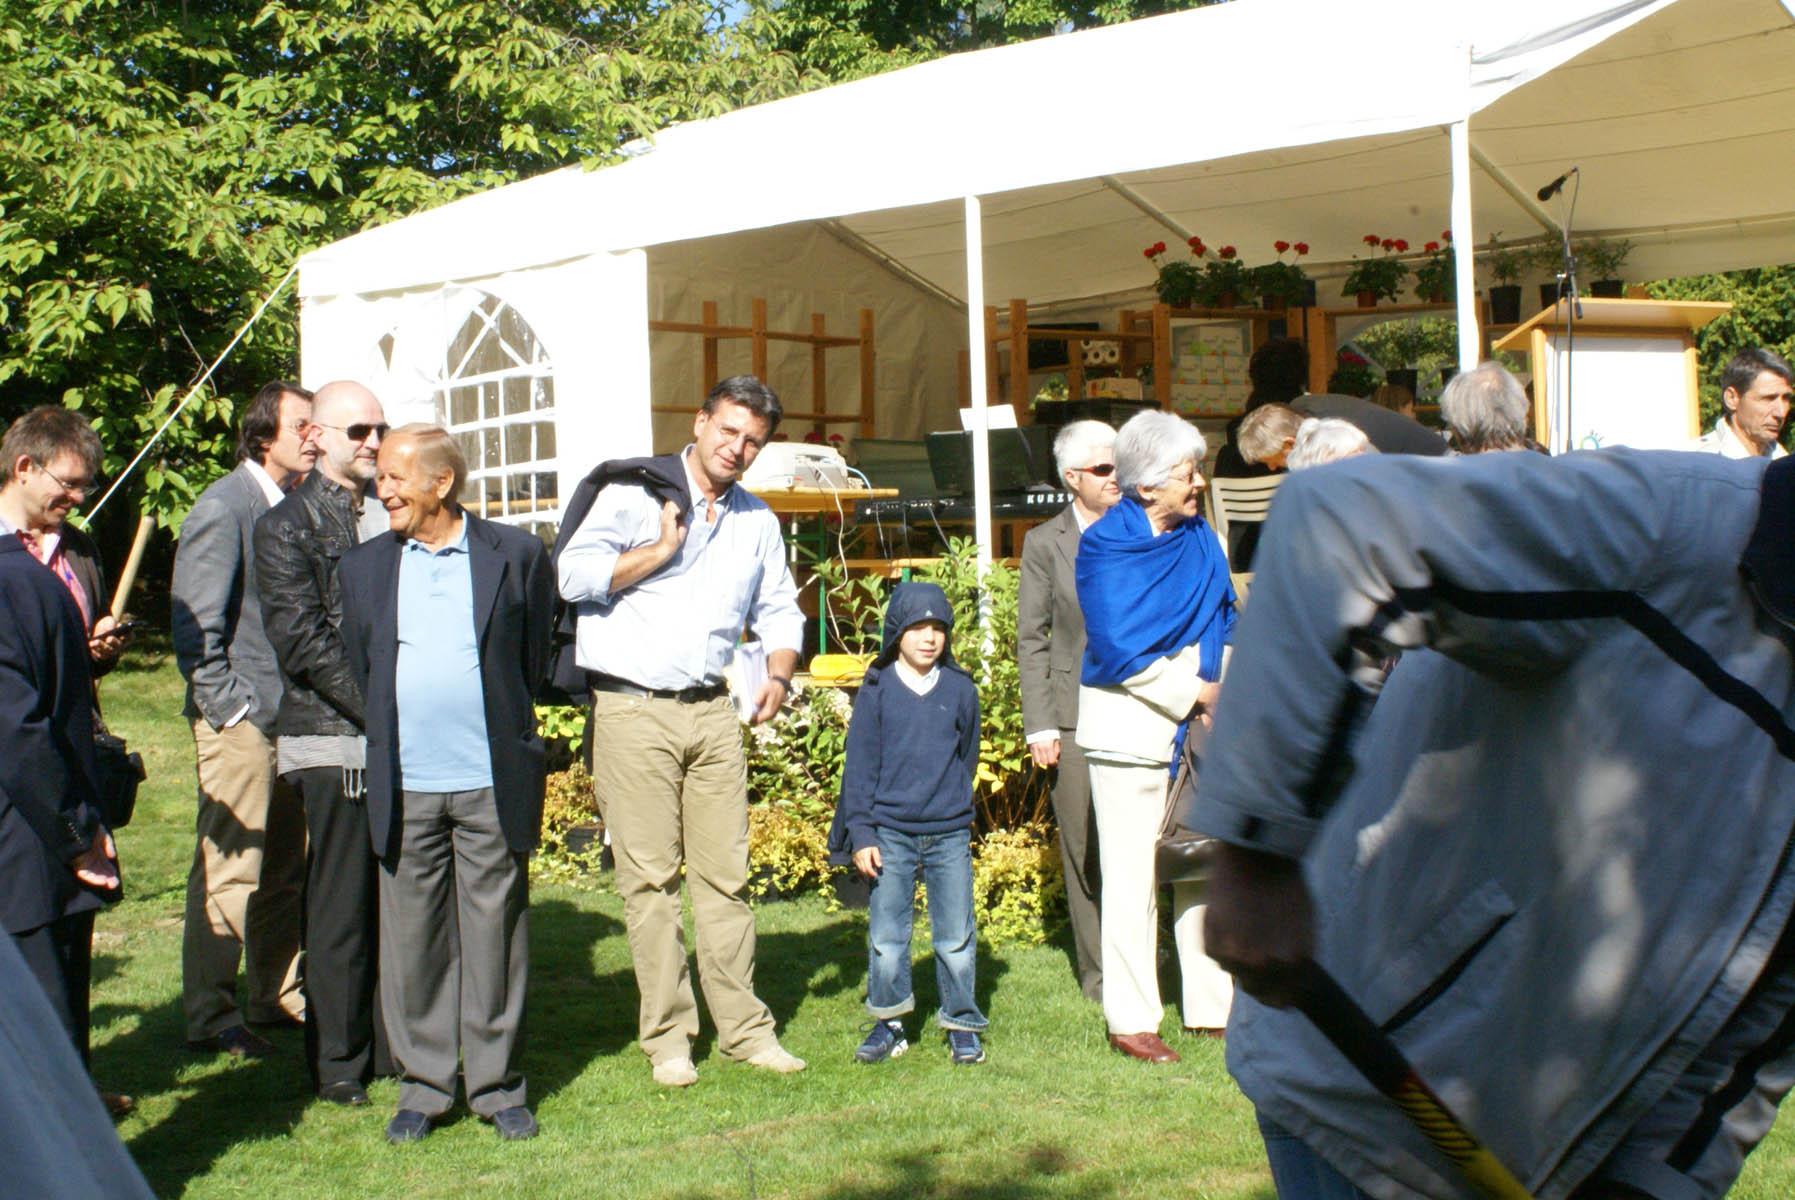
1074, 411, 1237, 1063
1285, 417, 1375, 471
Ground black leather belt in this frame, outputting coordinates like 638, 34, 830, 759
589, 673, 727, 703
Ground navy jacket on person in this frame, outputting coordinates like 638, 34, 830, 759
0, 535, 106, 935
338, 512, 556, 859
542, 452, 691, 703
828, 582, 980, 862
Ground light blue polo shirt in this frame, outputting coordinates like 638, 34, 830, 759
395, 519, 492, 791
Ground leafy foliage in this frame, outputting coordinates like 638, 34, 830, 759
1648, 267, 1795, 434
0, 0, 820, 527
971, 822, 1065, 946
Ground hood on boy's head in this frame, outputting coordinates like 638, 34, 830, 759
874, 581, 957, 669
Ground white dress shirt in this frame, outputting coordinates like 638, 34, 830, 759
557, 448, 804, 690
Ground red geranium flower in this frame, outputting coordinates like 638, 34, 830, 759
1294, 242, 1309, 255
1143, 246, 1156, 259
1381, 238, 1395, 250
1188, 235, 1202, 248
1274, 240, 1291, 254
1219, 245, 1237, 259
1424, 241, 1440, 253
1442, 229, 1452, 241
1155, 241, 1168, 255
1190, 240, 1207, 256
1364, 234, 1381, 246
1394, 239, 1410, 252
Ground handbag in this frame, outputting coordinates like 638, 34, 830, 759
92, 725, 145, 830
1155, 720, 1216, 885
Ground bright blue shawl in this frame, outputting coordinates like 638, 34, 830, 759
1076, 496, 1236, 688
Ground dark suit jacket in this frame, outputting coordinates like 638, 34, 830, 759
171, 463, 286, 733
1018, 504, 1088, 735
1295, 393, 1447, 456
338, 512, 555, 857
0, 536, 105, 934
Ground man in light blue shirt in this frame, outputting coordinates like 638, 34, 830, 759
339, 425, 555, 1144
559, 375, 805, 1088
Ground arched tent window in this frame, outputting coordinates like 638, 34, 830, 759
436, 291, 557, 540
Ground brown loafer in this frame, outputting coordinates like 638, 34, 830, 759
100, 1091, 135, 1120
1108, 1032, 1181, 1063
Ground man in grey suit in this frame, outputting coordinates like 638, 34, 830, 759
172, 381, 315, 1057
1018, 420, 1119, 1003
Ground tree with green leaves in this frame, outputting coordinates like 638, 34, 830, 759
1648, 267, 1795, 437
0, 0, 818, 530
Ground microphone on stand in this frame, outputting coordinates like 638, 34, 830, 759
1536, 167, 1579, 202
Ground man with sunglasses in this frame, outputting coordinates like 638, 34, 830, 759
1017, 420, 1119, 1004
254, 380, 394, 1105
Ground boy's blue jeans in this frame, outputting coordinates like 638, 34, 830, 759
864, 827, 988, 1032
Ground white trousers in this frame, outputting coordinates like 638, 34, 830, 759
1088, 759, 1234, 1035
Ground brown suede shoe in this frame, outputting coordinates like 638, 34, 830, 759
1108, 1032, 1181, 1063
100, 1091, 135, 1120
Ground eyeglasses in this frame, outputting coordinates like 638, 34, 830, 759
1073, 463, 1116, 477
314, 421, 390, 442
33, 460, 93, 497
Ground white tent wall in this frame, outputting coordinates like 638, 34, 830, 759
643, 224, 964, 450
294, 0, 1795, 541
298, 250, 651, 527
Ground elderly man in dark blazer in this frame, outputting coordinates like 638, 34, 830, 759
338, 424, 553, 1145
1017, 419, 1119, 1003
172, 381, 315, 1058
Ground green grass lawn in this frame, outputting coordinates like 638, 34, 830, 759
91, 640, 1795, 1198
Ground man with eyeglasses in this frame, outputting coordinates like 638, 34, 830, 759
1017, 419, 1119, 1004
172, 381, 316, 1062
0, 405, 127, 1114
254, 379, 394, 1105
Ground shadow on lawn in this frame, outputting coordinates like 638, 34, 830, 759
678, 1144, 1124, 1200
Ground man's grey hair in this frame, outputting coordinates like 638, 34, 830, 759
1286, 418, 1375, 471
1238, 403, 1304, 465
1440, 361, 1530, 454
1052, 419, 1117, 481
388, 423, 467, 501
1114, 410, 1206, 500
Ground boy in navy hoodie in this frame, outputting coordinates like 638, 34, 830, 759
828, 582, 987, 1065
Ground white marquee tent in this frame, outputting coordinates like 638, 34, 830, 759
296, 0, 1795, 555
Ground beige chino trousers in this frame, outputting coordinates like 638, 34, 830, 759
181, 718, 306, 1039
588, 690, 778, 1066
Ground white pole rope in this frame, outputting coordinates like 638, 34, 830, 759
85, 259, 301, 522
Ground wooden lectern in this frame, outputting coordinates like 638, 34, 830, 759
1493, 297, 1730, 453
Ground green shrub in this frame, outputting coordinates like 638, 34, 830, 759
972, 823, 1066, 947
534, 763, 607, 887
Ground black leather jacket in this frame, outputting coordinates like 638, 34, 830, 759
252, 471, 368, 738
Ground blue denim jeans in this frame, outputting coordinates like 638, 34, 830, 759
1258, 1113, 1374, 1200
865, 826, 988, 1032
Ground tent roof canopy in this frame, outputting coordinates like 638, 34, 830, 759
298, 0, 1795, 304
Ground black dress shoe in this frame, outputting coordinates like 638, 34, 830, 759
485, 1105, 539, 1141
318, 1080, 370, 1107
185, 1025, 276, 1059
386, 1109, 432, 1144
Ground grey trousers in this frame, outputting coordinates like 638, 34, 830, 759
1051, 732, 1103, 1002
378, 787, 528, 1117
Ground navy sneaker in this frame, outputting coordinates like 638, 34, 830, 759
854, 1019, 908, 1064
947, 1029, 986, 1065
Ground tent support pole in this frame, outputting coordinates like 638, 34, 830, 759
1467, 141, 1558, 236
1449, 119, 1480, 371
963, 196, 996, 603
819, 219, 967, 313
1099, 176, 1194, 243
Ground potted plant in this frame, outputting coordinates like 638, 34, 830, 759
1411, 231, 1454, 303
1342, 234, 1409, 307
1191, 243, 1249, 308
1483, 234, 1526, 325
1328, 349, 1380, 397
1251, 240, 1311, 311
1528, 242, 1571, 313
1147, 239, 1201, 308
1579, 237, 1632, 297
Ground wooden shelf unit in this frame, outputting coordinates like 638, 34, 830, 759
650, 297, 876, 438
